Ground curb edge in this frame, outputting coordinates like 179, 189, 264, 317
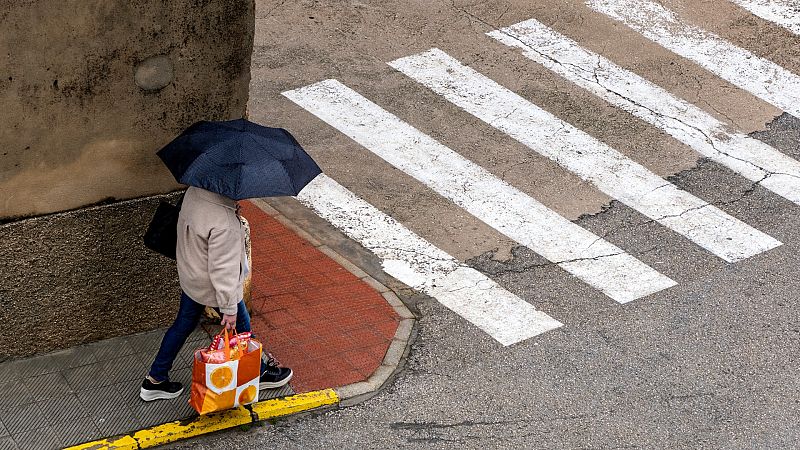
63, 389, 339, 450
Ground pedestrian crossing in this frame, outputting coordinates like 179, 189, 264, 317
284, 80, 676, 304
280, 2, 799, 345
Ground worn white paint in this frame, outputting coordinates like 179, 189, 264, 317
295, 174, 563, 346
489, 19, 800, 205
389, 49, 781, 263
730, 0, 800, 36
284, 79, 676, 303
586, 0, 800, 118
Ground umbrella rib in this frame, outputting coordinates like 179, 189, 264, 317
243, 132, 268, 196
178, 138, 237, 186
237, 138, 243, 198
248, 132, 296, 196
287, 153, 300, 194
282, 129, 309, 194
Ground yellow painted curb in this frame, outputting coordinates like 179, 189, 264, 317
64, 389, 339, 450
250, 388, 339, 421
133, 406, 253, 448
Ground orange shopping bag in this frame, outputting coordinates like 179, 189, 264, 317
190, 329, 262, 414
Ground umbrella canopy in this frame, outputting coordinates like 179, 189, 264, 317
157, 119, 322, 200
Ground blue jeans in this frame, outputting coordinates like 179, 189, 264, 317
148, 292, 262, 382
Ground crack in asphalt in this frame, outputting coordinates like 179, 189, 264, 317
441, 277, 490, 293
392, 418, 529, 444
258, 0, 288, 20
392, 413, 625, 445
468, 250, 628, 277
372, 245, 459, 265
692, 73, 738, 126
377, 235, 632, 281
570, 165, 768, 251
447, 0, 503, 32
499, 157, 536, 181
406, 435, 482, 444
391, 419, 523, 430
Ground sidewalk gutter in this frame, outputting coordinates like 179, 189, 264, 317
64, 197, 416, 450
65, 390, 339, 450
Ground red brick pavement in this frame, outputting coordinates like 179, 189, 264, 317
240, 201, 400, 393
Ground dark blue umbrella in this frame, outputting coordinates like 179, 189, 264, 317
157, 118, 322, 200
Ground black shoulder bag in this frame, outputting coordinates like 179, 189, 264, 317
143, 193, 185, 259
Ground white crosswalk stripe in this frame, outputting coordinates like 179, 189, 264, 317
586, 0, 800, 119
388, 49, 782, 263
295, 174, 564, 346
488, 18, 800, 205
729, 0, 800, 36
284, 80, 676, 304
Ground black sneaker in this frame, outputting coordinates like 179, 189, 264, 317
140, 378, 184, 401
260, 353, 293, 389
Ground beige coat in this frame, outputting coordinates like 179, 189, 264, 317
176, 187, 245, 315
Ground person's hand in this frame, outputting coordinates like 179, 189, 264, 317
221, 313, 237, 330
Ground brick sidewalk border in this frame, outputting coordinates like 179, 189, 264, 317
243, 198, 416, 402
241, 199, 412, 393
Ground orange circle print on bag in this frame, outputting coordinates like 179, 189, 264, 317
239, 385, 257, 404
210, 366, 234, 389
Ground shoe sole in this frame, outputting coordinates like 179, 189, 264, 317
140, 387, 184, 401
259, 370, 293, 390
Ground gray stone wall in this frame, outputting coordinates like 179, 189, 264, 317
0, 193, 184, 359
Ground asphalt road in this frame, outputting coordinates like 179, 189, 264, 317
173, 0, 800, 448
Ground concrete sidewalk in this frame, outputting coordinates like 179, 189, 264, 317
0, 199, 413, 450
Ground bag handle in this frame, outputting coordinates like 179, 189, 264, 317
218, 327, 248, 361
221, 327, 231, 361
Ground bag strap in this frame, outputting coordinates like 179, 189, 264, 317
176, 191, 186, 208
221, 328, 231, 361
218, 327, 249, 360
